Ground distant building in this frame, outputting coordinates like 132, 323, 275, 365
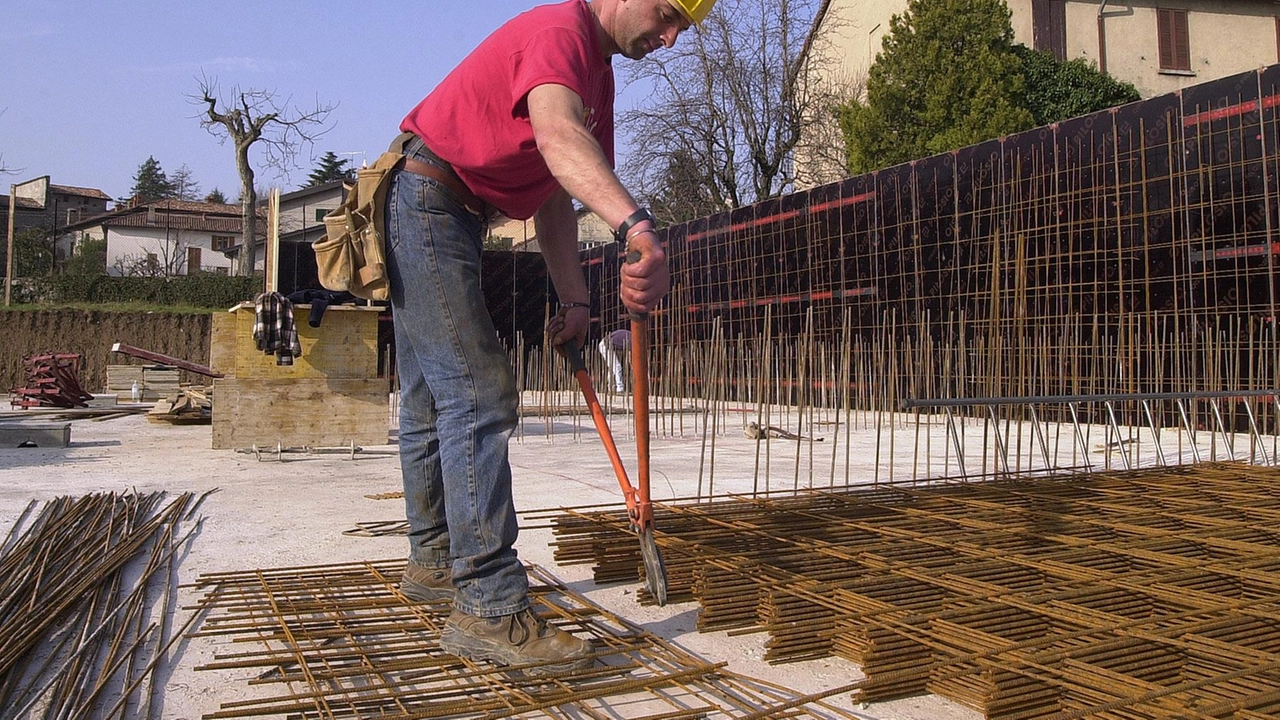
796, 0, 1280, 185
814, 0, 1276, 97
63, 199, 260, 277
1, 176, 112, 264
488, 208, 615, 253
279, 180, 346, 246
275, 180, 348, 293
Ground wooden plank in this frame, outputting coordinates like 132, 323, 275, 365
111, 343, 224, 378
0, 407, 148, 421
211, 378, 387, 449
106, 365, 179, 402
265, 188, 280, 293
105, 364, 144, 393
230, 305, 379, 380
209, 310, 238, 378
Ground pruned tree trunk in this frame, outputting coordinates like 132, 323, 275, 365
236, 141, 256, 277
617, 0, 855, 224
192, 74, 334, 282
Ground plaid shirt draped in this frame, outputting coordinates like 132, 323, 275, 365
253, 292, 302, 366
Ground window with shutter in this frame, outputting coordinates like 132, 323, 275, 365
1157, 8, 1191, 72
1032, 0, 1067, 60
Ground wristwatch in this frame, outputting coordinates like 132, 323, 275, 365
614, 208, 656, 245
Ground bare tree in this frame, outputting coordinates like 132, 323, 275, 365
618, 0, 849, 225
170, 164, 203, 201
192, 74, 334, 276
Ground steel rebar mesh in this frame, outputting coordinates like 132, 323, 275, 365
187, 561, 864, 719
552, 462, 1280, 719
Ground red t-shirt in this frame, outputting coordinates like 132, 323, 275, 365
401, 0, 616, 221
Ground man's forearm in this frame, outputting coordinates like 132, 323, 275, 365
534, 189, 590, 305
527, 84, 650, 234
536, 121, 644, 232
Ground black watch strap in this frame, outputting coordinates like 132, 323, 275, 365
614, 208, 655, 244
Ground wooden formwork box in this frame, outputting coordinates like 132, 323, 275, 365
209, 304, 387, 450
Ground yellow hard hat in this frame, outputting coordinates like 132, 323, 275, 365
666, 0, 715, 24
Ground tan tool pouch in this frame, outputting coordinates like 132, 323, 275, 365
312, 150, 404, 301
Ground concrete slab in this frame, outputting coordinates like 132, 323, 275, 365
87, 393, 119, 408
0, 422, 70, 448
0, 400, 981, 720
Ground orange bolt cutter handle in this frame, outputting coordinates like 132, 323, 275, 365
561, 333, 668, 605
628, 311, 654, 532
560, 340, 641, 522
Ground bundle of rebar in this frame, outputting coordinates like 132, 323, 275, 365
0, 490, 206, 720
551, 463, 1280, 719
188, 561, 863, 719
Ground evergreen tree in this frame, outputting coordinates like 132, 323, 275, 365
125, 156, 176, 204
204, 188, 229, 204
649, 149, 724, 226
1013, 46, 1140, 126
838, 0, 1034, 174
306, 151, 354, 187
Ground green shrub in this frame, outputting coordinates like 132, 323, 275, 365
839, 0, 1034, 174
64, 238, 108, 276
41, 274, 260, 308
1014, 45, 1140, 126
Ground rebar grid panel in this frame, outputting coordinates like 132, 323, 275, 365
187, 562, 864, 720
551, 463, 1280, 719
577, 67, 1280, 404
496, 67, 1280, 496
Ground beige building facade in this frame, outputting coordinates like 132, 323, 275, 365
816, 0, 1277, 98
485, 208, 614, 252
799, 0, 1279, 184
1026, 0, 1277, 97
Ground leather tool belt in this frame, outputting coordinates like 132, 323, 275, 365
392, 132, 489, 219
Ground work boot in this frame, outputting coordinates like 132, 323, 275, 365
400, 562, 453, 602
439, 607, 593, 674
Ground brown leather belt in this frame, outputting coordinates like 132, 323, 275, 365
400, 155, 487, 218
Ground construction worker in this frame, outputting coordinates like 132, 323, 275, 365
386, 0, 716, 674
598, 327, 630, 392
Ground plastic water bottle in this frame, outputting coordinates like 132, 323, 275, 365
131, 381, 141, 403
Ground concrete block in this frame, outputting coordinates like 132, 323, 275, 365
0, 423, 71, 448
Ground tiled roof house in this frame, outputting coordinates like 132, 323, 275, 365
63, 199, 264, 277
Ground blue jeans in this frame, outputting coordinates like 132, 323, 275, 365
385, 150, 529, 618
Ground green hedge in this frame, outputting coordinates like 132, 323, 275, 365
1013, 45, 1141, 126
41, 274, 261, 308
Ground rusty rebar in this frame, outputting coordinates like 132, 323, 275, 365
188, 562, 863, 719
552, 462, 1280, 719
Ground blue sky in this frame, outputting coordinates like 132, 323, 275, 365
2, 1, 634, 202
